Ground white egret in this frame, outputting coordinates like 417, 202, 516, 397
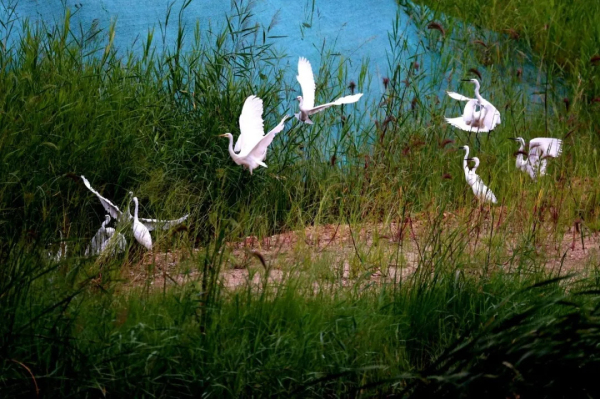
85, 214, 127, 256
132, 197, 153, 250
295, 57, 363, 124
220, 95, 289, 174
459, 146, 498, 204
81, 175, 189, 230
446, 79, 501, 133
509, 137, 562, 180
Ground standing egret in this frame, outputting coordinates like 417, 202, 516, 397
86, 214, 111, 256
132, 197, 153, 250
509, 137, 562, 180
446, 79, 501, 133
295, 57, 363, 124
219, 95, 289, 174
85, 214, 127, 256
459, 146, 497, 204
81, 175, 189, 230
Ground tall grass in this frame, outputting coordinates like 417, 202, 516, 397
1, 0, 600, 397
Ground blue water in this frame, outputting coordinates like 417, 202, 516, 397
3, 1, 430, 92
1, 0, 550, 115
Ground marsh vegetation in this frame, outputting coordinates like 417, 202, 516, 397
1, 0, 600, 396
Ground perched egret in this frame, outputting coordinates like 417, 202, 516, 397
85, 214, 127, 256
295, 57, 363, 124
220, 95, 289, 174
81, 175, 189, 230
446, 79, 501, 133
132, 197, 153, 250
459, 146, 498, 204
509, 137, 562, 180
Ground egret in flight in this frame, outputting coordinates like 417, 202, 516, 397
459, 146, 498, 204
295, 57, 363, 124
509, 137, 562, 180
446, 79, 501, 133
220, 95, 289, 174
85, 214, 127, 256
82, 175, 189, 230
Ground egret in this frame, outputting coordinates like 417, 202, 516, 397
295, 57, 363, 124
219, 95, 289, 174
459, 145, 498, 204
132, 197, 153, 250
446, 79, 501, 133
81, 175, 189, 230
85, 214, 127, 256
509, 137, 562, 180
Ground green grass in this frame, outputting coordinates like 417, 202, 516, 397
1, 1, 600, 397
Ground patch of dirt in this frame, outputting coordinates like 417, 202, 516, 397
123, 215, 600, 291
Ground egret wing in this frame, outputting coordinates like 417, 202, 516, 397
306, 93, 363, 116
530, 138, 562, 158
81, 175, 123, 220
247, 116, 288, 163
446, 99, 491, 132
481, 100, 501, 130
138, 214, 189, 232
297, 57, 316, 109
462, 99, 477, 125
235, 95, 265, 154
447, 91, 471, 101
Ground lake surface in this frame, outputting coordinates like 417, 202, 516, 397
3, 1, 430, 91
2, 0, 550, 112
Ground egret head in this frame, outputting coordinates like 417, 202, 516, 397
508, 137, 525, 146
218, 133, 233, 139
296, 95, 302, 103
466, 157, 480, 168
458, 145, 469, 152
461, 78, 480, 90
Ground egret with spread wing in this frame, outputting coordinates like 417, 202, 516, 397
459, 146, 497, 204
220, 95, 289, 174
509, 137, 562, 180
446, 79, 501, 133
295, 57, 363, 124
81, 175, 189, 230
85, 214, 127, 256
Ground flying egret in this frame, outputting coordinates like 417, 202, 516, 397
446, 79, 501, 133
509, 137, 562, 180
220, 95, 289, 174
459, 146, 498, 204
81, 175, 189, 230
85, 214, 127, 256
295, 57, 363, 124
132, 197, 152, 250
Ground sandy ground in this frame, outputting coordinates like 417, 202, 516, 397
120, 212, 600, 291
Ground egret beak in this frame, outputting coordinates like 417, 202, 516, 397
466, 158, 474, 161
461, 79, 471, 82
458, 146, 467, 150
507, 138, 519, 141
218, 134, 228, 137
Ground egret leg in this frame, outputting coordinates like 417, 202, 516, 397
475, 134, 482, 152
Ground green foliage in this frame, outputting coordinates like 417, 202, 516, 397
1, 1, 600, 397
